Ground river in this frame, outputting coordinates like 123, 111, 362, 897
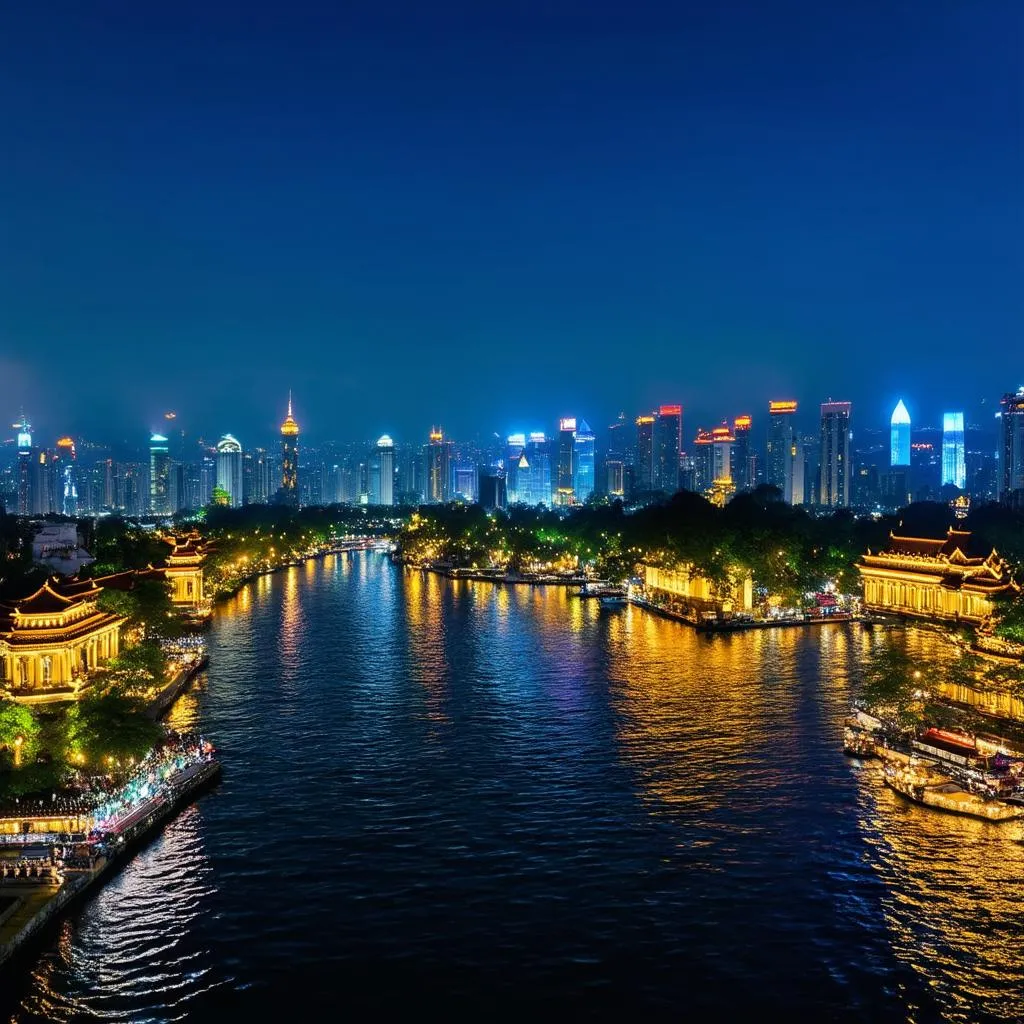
3, 552, 1022, 1022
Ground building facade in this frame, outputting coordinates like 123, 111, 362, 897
149, 433, 170, 515
890, 399, 911, 468
280, 394, 300, 506
766, 401, 797, 503
573, 419, 595, 503
858, 528, 1018, 625
941, 412, 965, 490
819, 401, 851, 507
555, 418, 576, 506
642, 563, 754, 618
999, 388, 1024, 505
652, 405, 682, 495
216, 434, 245, 507
635, 415, 655, 491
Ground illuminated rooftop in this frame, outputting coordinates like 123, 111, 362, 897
280, 392, 300, 437
890, 399, 910, 426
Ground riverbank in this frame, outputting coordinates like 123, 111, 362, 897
0, 743, 220, 973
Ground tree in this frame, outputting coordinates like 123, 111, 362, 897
65, 692, 163, 767
107, 640, 168, 697
0, 700, 41, 765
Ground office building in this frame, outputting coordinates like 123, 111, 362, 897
426, 427, 451, 503
941, 413, 966, 490
651, 405, 682, 495
731, 415, 753, 492
149, 433, 171, 515
890, 400, 911, 467
55, 436, 78, 517
375, 435, 394, 506
216, 434, 244, 507
635, 415, 655, 491
14, 413, 32, 515
555, 418, 576, 506
1000, 388, 1024, 505
819, 401, 852, 507
766, 401, 798, 503
573, 419, 595, 503
515, 432, 552, 506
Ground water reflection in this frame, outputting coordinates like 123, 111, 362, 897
8, 558, 1023, 1021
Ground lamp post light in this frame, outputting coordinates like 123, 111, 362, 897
14, 734, 24, 767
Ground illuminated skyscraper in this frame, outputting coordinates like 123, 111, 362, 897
941, 412, 965, 490
426, 427, 451, 503
516, 432, 552, 506
819, 401, 851, 507
635, 415, 655, 490
505, 433, 526, 503
216, 434, 244, 507
14, 413, 32, 515
890, 399, 911, 467
731, 415, 753, 492
280, 393, 300, 506
573, 419, 595, 503
149, 433, 171, 515
375, 435, 394, 506
693, 429, 715, 493
652, 405, 682, 494
999, 388, 1024, 504
766, 401, 798, 503
56, 436, 78, 516
555, 418, 576, 505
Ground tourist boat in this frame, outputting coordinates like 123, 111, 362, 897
578, 581, 626, 599
882, 759, 1024, 822
598, 594, 627, 608
843, 709, 883, 757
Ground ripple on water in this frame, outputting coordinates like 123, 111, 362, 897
6, 554, 1023, 1022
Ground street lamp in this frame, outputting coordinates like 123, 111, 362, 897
13, 734, 24, 767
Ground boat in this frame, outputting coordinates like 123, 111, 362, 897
883, 759, 1024, 822
598, 594, 627, 607
842, 709, 883, 757
577, 581, 626, 599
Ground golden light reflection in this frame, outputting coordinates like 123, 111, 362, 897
402, 568, 450, 723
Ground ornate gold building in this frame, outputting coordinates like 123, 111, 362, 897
858, 528, 1018, 625
643, 563, 754, 617
162, 533, 207, 609
0, 581, 125, 699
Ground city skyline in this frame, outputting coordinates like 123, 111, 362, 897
3, 2, 1021, 441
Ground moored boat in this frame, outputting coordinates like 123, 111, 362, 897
883, 759, 1024, 822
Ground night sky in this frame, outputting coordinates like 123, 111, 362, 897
2, 0, 1021, 446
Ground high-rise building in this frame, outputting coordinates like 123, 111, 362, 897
819, 401, 852, 507
999, 388, 1024, 505
14, 413, 32, 515
605, 460, 624, 498
941, 412, 965, 490
376, 435, 394, 506
279, 394, 300, 506
652, 405, 682, 495
426, 427, 451, 503
693, 429, 715, 493
573, 419, 595, 503
216, 434, 244, 507
149, 433, 171, 515
55, 436, 78, 516
731, 415, 753, 492
890, 399, 911, 467
555, 418, 576, 506
711, 425, 734, 482
515, 432, 552, 506
766, 401, 798, 502
505, 433, 526, 504
635, 415, 655, 491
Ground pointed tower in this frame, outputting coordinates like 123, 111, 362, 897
890, 399, 911, 468
280, 393, 300, 506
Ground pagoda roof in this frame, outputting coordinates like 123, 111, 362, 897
12, 581, 79, 614
885, 527, 993, 562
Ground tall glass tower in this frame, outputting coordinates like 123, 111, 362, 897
376, 435, 394, 506
766, 401, 798, 503
555, 418, 576, 506
652, 405, 682, 494
819, 401, 852, 507
280, 393, 300, 506
15, 412, 32, 515
216, 434, 245, 507
1000, 388, 1024, 503
149, 433, 171, 515
890, 399, 911, 467
942, 412, 965, 489
573, 419, 595, 503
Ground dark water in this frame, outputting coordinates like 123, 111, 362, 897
5, 553, 1023, 1022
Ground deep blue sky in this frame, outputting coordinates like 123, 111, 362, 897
2, 0, 1021, 447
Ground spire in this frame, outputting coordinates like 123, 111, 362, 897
287, 390, 293, 418
890, 399, 910, 426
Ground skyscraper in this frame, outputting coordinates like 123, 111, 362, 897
56, 436, 78, 516
280, 394, 300, 506
635, 415, 655, 491
426, 428, 451, 503
14, 413, 32, 515
1000, 388, 1024, 504
573, 419, 595, 503
766, 401, 798, 502
505, 433, 526, 504
692, 429, 715, 493
890, 399, 911, 467
376, 435, 394, 506
516, 432, 552, 506
149, 433, 171, 515
555, 418, 576, 506
731, 415, 753, 492
941, 412, 966, 490
652, 405, 682, 494
216, 434, 244, 507
819, 401, 852, 507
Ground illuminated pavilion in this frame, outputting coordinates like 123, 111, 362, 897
0, 581, 125, 699
858, 528, 1018, 625
161, 532, 208, 609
